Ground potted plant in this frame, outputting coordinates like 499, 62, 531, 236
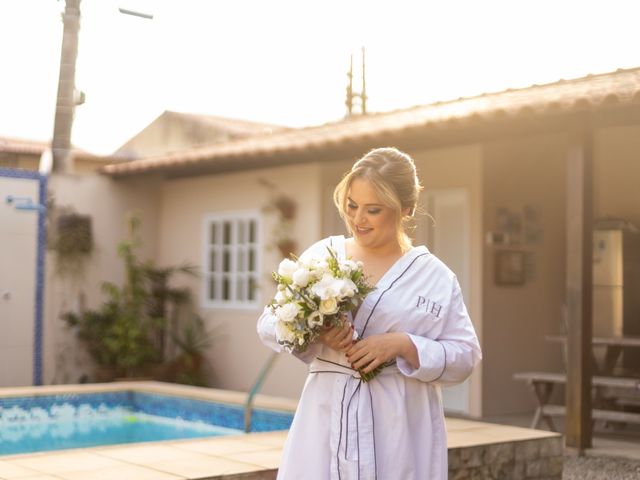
61, 214, 198, 381
166, 315, 219, 386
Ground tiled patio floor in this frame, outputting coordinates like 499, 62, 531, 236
0, 418, 561, 480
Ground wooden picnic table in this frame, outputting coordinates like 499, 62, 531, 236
545, 334, 640, 377
514, 335, 640, 431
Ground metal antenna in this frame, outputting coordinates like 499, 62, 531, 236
345, 54, 354, 116
345, 47, 367, 117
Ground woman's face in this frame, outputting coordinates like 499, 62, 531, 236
346, 178, 399, 251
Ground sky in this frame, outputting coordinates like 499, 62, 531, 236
2, 0, 640, 155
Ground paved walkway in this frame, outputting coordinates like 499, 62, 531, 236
0, 418, 561, 480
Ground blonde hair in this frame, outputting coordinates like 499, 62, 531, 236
333, 147, 423, 251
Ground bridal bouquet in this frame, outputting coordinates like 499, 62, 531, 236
269, 247, 375, 355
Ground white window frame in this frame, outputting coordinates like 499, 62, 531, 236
202, 210, 262, 310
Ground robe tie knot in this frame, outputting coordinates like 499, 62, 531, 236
309, 358, 398, 480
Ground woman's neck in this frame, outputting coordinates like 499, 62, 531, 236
346, 237, 406, 259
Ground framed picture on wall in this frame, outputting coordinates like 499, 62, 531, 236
495, 250, 525, 286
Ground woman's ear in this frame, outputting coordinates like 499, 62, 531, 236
401, 207, 412, 217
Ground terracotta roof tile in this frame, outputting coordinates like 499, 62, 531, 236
101, 66, 640, 176
0, 136, 121, 162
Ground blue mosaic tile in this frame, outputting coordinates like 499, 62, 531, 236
0, 391, 293, 432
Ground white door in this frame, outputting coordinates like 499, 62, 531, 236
418, 189, 471, 414
0, 176, 39, 386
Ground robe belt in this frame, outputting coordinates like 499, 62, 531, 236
309, 358, 398, 480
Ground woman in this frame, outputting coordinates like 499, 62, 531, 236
257, 147, 481, 480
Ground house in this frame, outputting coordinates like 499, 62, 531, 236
0, 136, 115, 173
114, 110, 289, 159
34, 66, 640, 421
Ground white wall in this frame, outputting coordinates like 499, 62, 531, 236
0, 175, 39, 386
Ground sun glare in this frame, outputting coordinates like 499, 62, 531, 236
1, 0, 640, 154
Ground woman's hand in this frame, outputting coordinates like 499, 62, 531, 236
318, 318, 354, 353
346, 332, 419, 374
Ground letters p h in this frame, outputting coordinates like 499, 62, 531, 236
416, 296, 443, 317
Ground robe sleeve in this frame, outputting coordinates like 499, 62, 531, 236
255, 238, 331, 364
257, 306, 322, 363
396, 278, 482, 385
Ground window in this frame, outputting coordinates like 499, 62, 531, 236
203, 211, 261, 309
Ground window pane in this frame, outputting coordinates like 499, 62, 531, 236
223, 249, 230, 272
210, 223, 217, 245
209, 249, 216, 273
248, 276, 256, 301
249, 220, 256, 243
223, 221, 232, 245
208, 276, 216, 300
238, 248, 246, 272
237, 276, 245, 301
238, 221, 246, 244
223, 276, 230, 300
248, 248, 255, 272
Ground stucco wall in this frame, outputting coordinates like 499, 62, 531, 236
44, 173, 161, 384
482, 133, 567, 416
594, 125, 640, 228
157, 163, 323, 399
412, 145, 484, 417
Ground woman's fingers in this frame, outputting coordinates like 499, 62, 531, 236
319, 322, 353, 351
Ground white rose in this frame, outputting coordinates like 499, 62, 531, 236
319, 297, 339, 315
275, 303, 300, 322
292, 268, 311, 288
311, 273, 343, 300
278, 258, 298, 278
307, 310, 324, 328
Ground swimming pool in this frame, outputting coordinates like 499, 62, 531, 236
0, 383, 294, 456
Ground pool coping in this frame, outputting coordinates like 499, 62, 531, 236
0, 381, 298, 413
0, 382, 563, 479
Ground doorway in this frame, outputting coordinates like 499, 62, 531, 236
418, 188, 471, 414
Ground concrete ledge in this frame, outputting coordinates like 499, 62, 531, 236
447, 418, 563, 480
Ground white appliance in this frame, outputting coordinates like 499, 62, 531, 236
592, 228, 640, 369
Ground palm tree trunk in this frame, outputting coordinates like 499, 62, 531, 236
52, 0, 81, 173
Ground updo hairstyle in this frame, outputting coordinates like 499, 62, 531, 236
333, 147, 423, 251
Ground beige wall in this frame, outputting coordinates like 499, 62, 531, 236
44, 173, 161, 384
412, 145, 484, 416
594, 125, 640, 227
157, 163, 323, 399
482, 133, 567, 416
117, 113, 235, 158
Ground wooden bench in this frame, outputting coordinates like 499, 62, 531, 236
513, 371, 640, 431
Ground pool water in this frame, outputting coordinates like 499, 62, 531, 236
0, 390, 293, 456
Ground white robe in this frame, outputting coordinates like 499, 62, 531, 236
257, 235, 482, 480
